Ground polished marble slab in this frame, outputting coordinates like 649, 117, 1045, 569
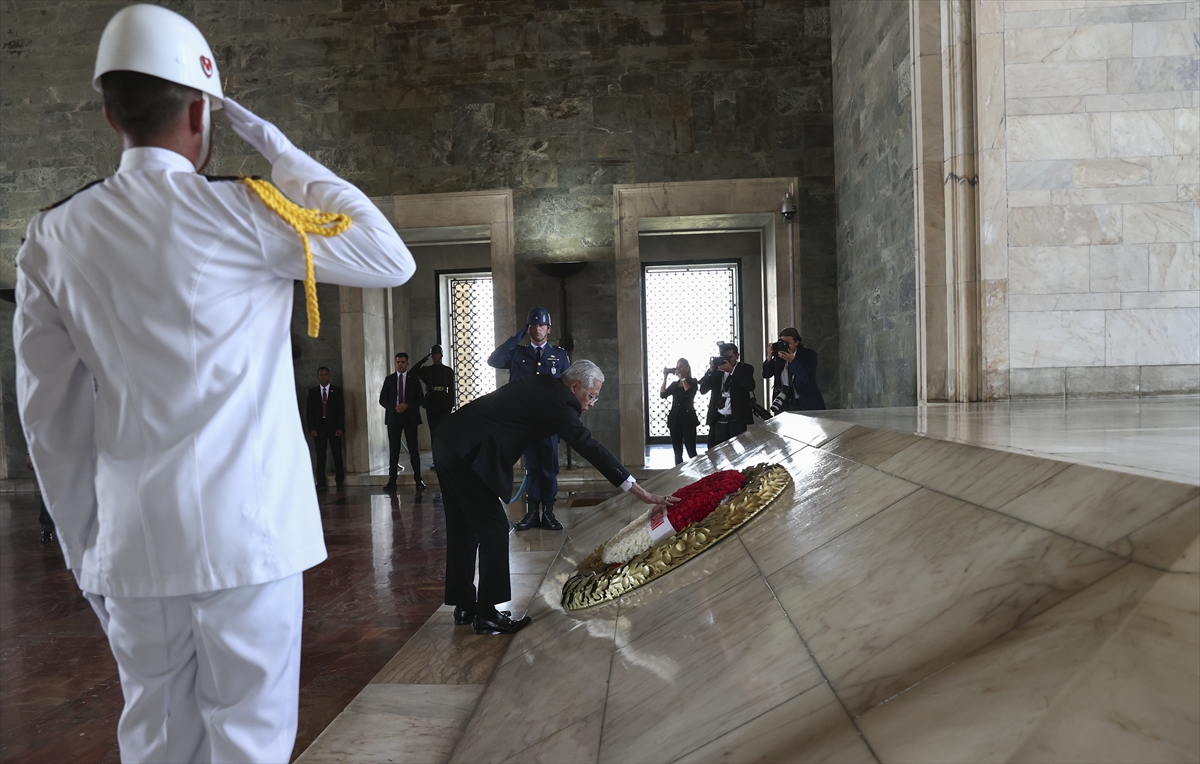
294, 407, 1198, 763
295, 684, 483, 764
808, 396, 1200, 485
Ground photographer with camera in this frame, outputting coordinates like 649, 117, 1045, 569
763, 328, 825, 414
698, 343, 756, 447
660, 358, 700, 464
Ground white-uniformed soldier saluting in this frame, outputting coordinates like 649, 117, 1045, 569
487, 306, 571, 531
13, 5, 414, 763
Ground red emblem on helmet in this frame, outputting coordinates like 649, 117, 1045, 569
200, 55, 213, 78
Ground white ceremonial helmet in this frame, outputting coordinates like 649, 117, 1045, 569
93, 4, 223, 168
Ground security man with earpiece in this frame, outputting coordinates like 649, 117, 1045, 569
13, 5, 414, 762
487, 307, 571, 530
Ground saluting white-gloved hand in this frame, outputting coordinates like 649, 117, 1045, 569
223, 98, 295, 164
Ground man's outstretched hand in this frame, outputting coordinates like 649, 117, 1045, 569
630, 483, 680, 507
223, 98, 295, 164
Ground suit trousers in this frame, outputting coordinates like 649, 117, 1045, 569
522, 434, 560, 505
103, 574, 303, 764
710, 419, 747, 447
433, 438, 512, 608
388, 420, 421, 482
313, 429, 344, 485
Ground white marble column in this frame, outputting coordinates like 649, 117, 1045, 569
340, 286, 392, 474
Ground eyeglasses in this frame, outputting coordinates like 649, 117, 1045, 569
574, 385, 600, 403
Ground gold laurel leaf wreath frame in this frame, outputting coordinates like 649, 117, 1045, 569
561, 463, 793, 611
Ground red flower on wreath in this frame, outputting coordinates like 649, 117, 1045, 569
666, 470, 745, 529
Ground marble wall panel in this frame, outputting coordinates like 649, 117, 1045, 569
1090, 243, 1150, 291
1052, 185, 1178, 204
1176, 106, 1200, 154
1109, 109, 1176, 156
1009, 246, 1091, 293
1106, 308, 1200, 365
1071, 157, 1153, 187
1140, 363, 1200, 394
1065, 364, 1142, 396
1010, 310, 1106, 367
1009, 292, 1120, 310
1085, 90, 1198, 111
1003, 23, 1131, 63
1123, 201, 1197, 243
1005, 9, 1075, 30
1120, 290, 1200, 308
1008, 205, 1122, 246
1072, 3, 1189, 26
1130, 18, 1200, 58
1008, 95, 1087, 114
1149, 242, 1199, 291
1008, 160, 1075, 190
1151, 154, 1200, 184
1009, 367, 1067, 396
1006, 61, 1108, 98
1107, 56, 1200, 93
1007, 113, 1106, 160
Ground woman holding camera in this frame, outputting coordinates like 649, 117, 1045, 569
660, 358, 700, 464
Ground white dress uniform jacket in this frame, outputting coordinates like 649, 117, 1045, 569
15, 146, 415, 598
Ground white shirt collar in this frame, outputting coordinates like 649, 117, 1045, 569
321, 384, 329, 393
531, 341, 548, 349
117, 147, 197, 175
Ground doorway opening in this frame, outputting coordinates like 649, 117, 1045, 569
438, 269, 498, 408
642, 261, 742, 444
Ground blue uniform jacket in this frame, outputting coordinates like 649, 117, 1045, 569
488, 328, 570, 381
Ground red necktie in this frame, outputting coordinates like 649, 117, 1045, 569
398, 373, 404, 405
322, 387, 328, 417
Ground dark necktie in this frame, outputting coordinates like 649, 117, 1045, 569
398, 373, 404, 405
322, 387, 328, 417
536, 346, 543, 365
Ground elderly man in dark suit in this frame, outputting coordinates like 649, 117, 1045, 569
306, 366, 345, 488
433, 360, 677, 634
698, 342, 756, 447
379, 352, 426, 493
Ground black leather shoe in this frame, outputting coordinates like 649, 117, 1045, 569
415, 478, 427, 492
541, 507, 563, 531
474, 611, 531, 635
40, 529, 54, 544
383, 482, 397, 493
512, 501, 540, 531
454, 606, 510, 625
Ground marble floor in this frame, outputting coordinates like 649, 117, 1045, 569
811, 395, 1200, 485
299, 408, 1199, 763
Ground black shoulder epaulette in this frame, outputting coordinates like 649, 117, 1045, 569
40, 179, 105, 212
203, 174, 261, 182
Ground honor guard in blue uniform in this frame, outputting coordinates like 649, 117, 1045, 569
487, 306, 571, 530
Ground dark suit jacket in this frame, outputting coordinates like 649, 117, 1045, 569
434, 375, 630, 499
698, 362, 755, 426
763, 347, 825, 411
378, 371, 424, 427
306, 385, 345, 434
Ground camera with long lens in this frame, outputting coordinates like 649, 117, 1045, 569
770, 340, 789, 355
710, 356, 724, 370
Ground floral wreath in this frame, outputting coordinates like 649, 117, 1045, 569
561, 463, 792, 610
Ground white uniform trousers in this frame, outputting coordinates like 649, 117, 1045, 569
103, 573, 303, 764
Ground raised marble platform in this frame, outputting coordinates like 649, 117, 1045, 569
297, 410, 1199, 764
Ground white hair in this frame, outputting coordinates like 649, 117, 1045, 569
562, 359, 604, 388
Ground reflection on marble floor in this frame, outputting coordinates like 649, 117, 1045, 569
811, 394, 1200, 485
298, 410, 1199, 764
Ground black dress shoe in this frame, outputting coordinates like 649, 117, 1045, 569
454, 606, 510, 625
40, 529, 54, 544
415, 478, 427, 492
474, 611, 531, 635
383, 482, 397, 493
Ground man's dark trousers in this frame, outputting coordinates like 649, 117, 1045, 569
433, 439, 511, 608
314, 428, 344, 486
388, 420, 420, 485
710, 419, 747, 446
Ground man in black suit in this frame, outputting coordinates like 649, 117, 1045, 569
433, 360, 677, 635
379, 352, 425, 493
698, 342, 756, 447
306, 366, 345, 488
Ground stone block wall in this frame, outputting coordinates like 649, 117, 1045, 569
0, 0, 836, 474
977, 0, 1199, 398
830, 0, 918, 408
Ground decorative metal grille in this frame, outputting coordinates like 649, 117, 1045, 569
443, 272, 497, 408
644, 263, 740, 440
